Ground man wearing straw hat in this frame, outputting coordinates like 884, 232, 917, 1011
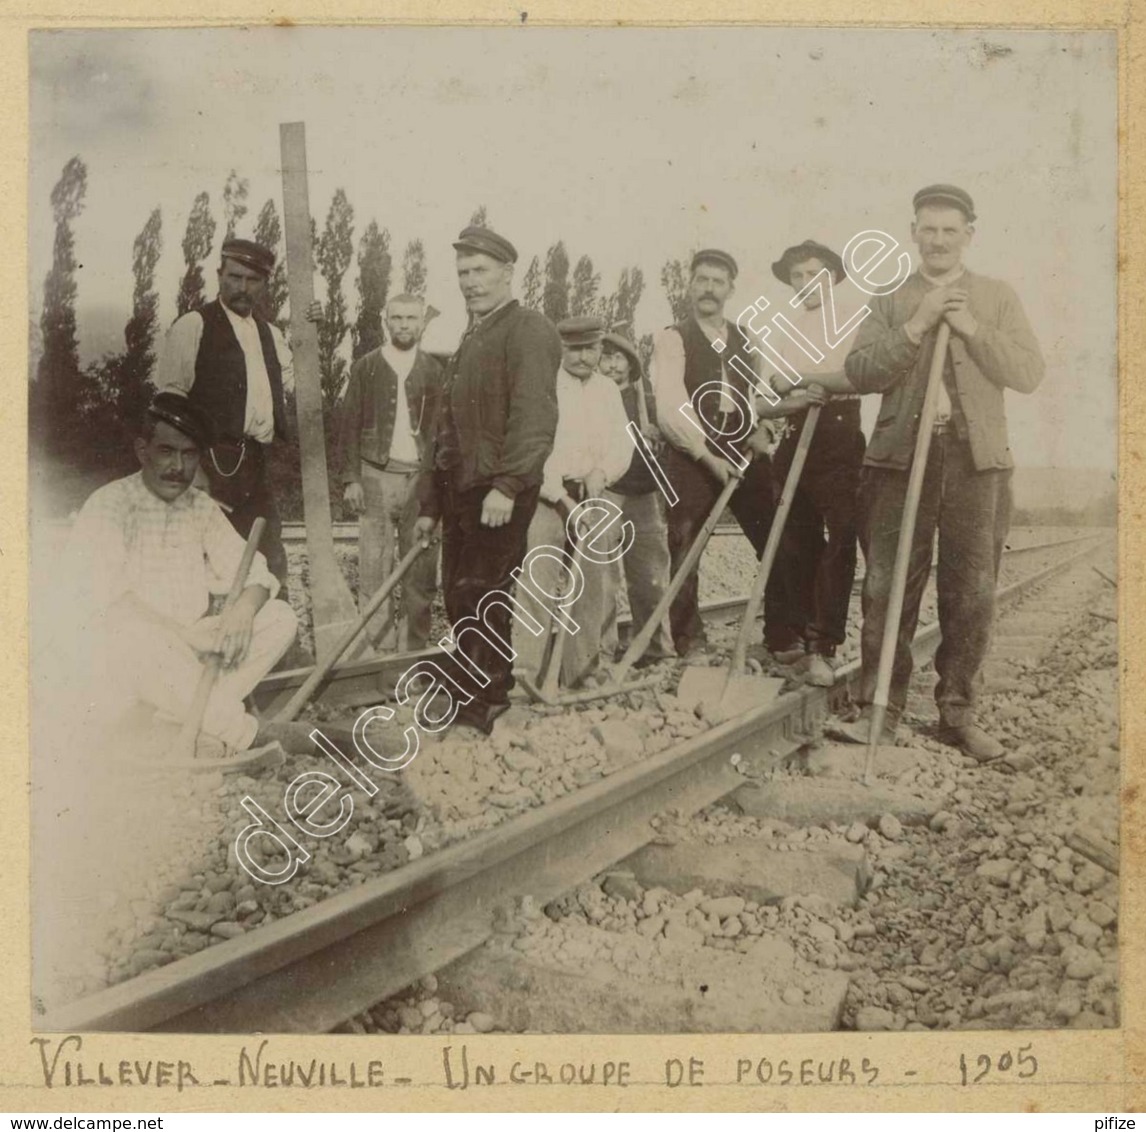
834, 185, 1044, 761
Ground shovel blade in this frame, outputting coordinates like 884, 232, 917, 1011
677, 666, 785, 718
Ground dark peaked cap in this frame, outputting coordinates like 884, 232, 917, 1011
452, 225, 518, 264
913, 183, 977, 222
690, 248, 738, 279
220, 238, 275, 278
772, 239, 846, 285
146, 391, 213, 448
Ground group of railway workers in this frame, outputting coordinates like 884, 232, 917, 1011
65, 181, 1044, 767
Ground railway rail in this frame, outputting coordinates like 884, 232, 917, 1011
256, 530, 1105, 716
39, 530, 1112, 1034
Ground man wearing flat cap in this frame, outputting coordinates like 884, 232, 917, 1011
599, 331, 676, 666
512, 316, 632, 689
415, 226, 562, 733
60, 392, 299, 760
650, 248, 779, 659
755, 239, 868, 685
157, 237, 294, 589
836, 185, 1045, 761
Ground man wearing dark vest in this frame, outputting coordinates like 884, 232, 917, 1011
835, 185, 1044, 761
339, 293, 442, 652
650, 248, 780, 658
157, 238, 292, 587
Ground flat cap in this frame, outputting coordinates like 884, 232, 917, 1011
452, 225, 518, 264
691, 248, 738, 280
146, 391, 213, 448
601, 331, 642, 374
220, 238, 275, 278
772, 239, 846, 285
557, 315, 606, 346
913, 183, 976, 222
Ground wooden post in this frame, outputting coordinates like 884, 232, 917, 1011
279, 122, 366, 664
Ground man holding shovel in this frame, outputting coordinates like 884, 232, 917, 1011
757, 240, 867, 685
834, 185, 1044, 760
651, 249, 779, 659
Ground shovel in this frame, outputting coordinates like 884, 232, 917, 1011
518, 527, 582, 706
677, 402, 823, 719
547, 466, 744, 707
276, 538, 431, 722
863, 322, 951, 784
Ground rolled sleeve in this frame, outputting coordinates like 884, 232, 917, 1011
155, 312, 204, 396
651, 328, 707, 459
203, 500, 280, 601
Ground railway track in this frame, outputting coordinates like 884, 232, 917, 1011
256, 530, 1105, 716
39, 530, 1112, 1034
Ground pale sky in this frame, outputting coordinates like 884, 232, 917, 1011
29, 26, 1117, 471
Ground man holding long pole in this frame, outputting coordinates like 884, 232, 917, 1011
833, 185, 1044, 761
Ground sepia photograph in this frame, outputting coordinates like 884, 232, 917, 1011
26, 23, 1120, 1055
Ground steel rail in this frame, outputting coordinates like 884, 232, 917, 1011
38, 536, 1111, 1034
252, 531, 1106, 716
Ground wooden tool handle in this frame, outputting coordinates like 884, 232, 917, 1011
728, 403, 822, 676
277, 540, 428, 722
175, 517, 267, 760
864, 322, 950, 781
613, 467, 740, 685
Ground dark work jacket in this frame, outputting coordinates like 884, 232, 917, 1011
339, 347, 443, 482
845, 271, 1044, 471
189, 300, 289, 444
418, 301, 561, 519
611, 375, 660, 496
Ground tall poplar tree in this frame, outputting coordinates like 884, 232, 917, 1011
353, 221, 392, 359
176, 192, 216, 316
315, 188, 355, 409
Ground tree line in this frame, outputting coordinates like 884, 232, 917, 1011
31, 156, 693, 515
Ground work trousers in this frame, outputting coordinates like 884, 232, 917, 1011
768, 428, 864, 656
662, 445, 780, 654
203, 440, 288, 588
512, 500, 620, 688
604, 489, 675, 663
357, 462, 438, 652
857, 433, 1013, 727
113, 600, 297, 749
439, 477, 540, 710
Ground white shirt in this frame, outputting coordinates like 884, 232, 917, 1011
156, 304, 294, 444
651, 319, 738, 460
66, 473, 279, 631
540, 366, 633, 503
380, 341, 420, 465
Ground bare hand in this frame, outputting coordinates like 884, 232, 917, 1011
304, 300, 323, 324
906, 286, 958, 339
640, 424, 663, 446
413, 516, 438, 546
743, 423, 773, 458
584, 469, 607, 500
184, 617, 222, 657
343, 482, 365, 515
480, 488, 515, 528
805, 382, 829, 406
943, 291, 979, 339
699, 452, 741, 487
216, 603, 256, 668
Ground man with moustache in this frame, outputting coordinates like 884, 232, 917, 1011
756, 239, 867, 685
339, 293, 442, 652
157, 238, 293, 588
651, 249, 779, 658
62, 392, 299, 759
414, 226, 562, 735
598, 331, 676, 666
835, 185, 1044, 760
513, 316, 632, 689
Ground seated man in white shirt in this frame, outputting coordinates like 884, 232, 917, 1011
512, 316, 632, 690
63, 392, 303, 762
